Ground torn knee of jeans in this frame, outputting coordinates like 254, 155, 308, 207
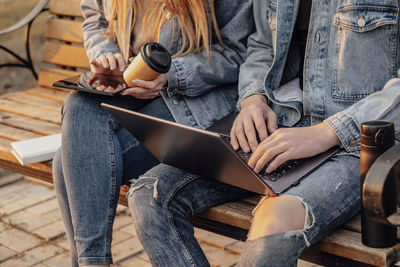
127, 176, 159, 201
283, 195, 315, 246
249, 195, 315, 246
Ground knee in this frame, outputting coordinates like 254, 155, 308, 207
248, 195, 310, 240
128, 177, 162, 227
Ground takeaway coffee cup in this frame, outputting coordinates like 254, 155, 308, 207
123, 42, 171, 87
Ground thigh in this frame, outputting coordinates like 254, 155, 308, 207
116, 97, 175, 183
283, 150, 361, 244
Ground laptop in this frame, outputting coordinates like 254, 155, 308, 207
53, 72, 124, 96
102, 103, 339, 196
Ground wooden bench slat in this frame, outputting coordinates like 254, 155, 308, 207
0, 137, 12, 151
4, 92, 63, 111
314, 228, 400, 266
0, 123, 42, 141
42, 42, 89, 69
0, 99, 61, 124
0, 111, 60, 135
38, 68, 81, 89
49, 0, 82, 18
46, 18, 83, 44
0, 150, 53, 183
25, 87, 70, 103
198, 201, 253, 230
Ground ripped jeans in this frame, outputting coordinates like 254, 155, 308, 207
52, 92, 174, 266
128, 150, 361, 267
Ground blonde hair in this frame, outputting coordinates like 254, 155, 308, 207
106, 0, 222, 58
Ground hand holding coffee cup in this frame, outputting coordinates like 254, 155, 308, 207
123, 42, 171, 87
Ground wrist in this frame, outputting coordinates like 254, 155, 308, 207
240, 94, 268, 109
316, 122, 341, 149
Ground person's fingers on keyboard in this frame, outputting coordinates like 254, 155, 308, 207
266, 151, 291, 173
230, 119, 240, 150
243, 112, 258, 152
248, 138, 271, 169
234, 117, 251, 153
266, 108, 278, 135
253, 109, 268, 142
106, 54, 117, 71
254, 143, 284, 173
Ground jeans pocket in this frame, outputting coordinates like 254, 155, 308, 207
331, 5, 399, 100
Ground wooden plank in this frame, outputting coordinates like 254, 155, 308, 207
25, 87, 70, 103
49, 0, 82, 18
46, 18, 83, 44
0, 150, 53, 183
0, 111, 60, 135
38, 68, 81, 89
0, 137, 11, 151
315, 228, 400, 266
197, 201, 253, 230
0, 99, 61, 124
42, 42, 90, 69
0, 123, 42, 141
4, 92, 63, 111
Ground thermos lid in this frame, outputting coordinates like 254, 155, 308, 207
361, 121, 395, 147
141, 43, 171, 74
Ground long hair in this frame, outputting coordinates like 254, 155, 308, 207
106, 0, 222, 58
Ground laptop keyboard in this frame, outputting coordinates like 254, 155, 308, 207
220, 135, 299, 182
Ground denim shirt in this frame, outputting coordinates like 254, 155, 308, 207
80, 0, 254, 129
239, 0, 400, 152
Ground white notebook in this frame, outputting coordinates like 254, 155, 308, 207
11, 133, 61, 165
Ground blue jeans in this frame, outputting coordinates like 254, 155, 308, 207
128, 150, 361, 267
53, 92, 174, 266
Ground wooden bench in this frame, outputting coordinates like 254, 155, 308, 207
1, 1, 399, 266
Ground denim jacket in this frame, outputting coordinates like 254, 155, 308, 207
80, 0, 254, 129
239, 0, 400, 152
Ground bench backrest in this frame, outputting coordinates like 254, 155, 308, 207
38, 0, 88, 89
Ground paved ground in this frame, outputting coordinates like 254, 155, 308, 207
0, 174, 319, 266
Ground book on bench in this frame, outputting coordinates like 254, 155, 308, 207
11, 133, 61, 165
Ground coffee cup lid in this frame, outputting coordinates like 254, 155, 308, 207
141, 43, 171, 73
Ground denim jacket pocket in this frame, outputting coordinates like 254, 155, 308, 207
331, 5, 399, 101
266, 0, 277, 30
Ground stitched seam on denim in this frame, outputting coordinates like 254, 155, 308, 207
164, 174, 200, 266
105, 118, 117, 258
337, 6, 399, 13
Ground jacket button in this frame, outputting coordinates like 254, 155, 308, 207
173, 98, 180, 105
357, 17, 366, 27
349, 139, 358, 147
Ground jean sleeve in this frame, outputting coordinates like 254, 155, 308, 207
166, 0, 254, 98
324, 74, 400, 152
81, 0, 120, 60
236, 0, 275, 109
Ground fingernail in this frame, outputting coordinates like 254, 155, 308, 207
132, 80, 139, 85
252, 146, 257, 151
120, 66, 125, 72
128, 57, 135, 62
93, 82, 98, 87
244, 147, 250, 153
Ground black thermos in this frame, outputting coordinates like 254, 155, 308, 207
360, 121, 397, 248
